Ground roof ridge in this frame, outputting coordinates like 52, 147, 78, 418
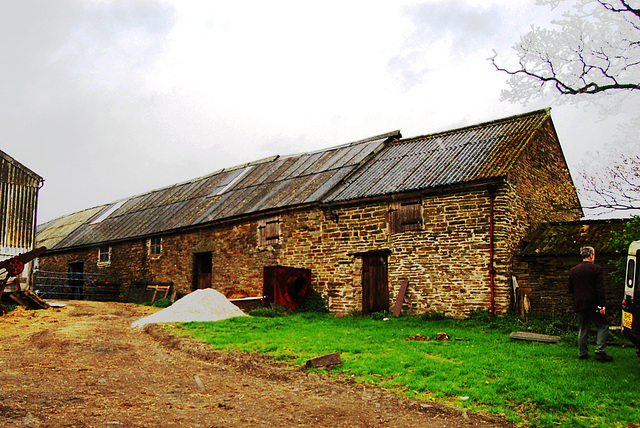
0, 148, 44, 182
394, 108, 551, 144
280, 130, 401, 159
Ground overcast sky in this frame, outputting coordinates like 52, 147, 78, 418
1, 0, 637, 224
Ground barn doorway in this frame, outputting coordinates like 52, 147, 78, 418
69, 262, 84, 299
361, 252, 390, 315
192, 252, 212, 291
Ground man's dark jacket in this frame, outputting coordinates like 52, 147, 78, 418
568, 261, 606, 312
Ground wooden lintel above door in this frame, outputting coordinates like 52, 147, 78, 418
348, 249, 392, 257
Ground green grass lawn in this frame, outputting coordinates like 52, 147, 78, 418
167, 311, 640, 427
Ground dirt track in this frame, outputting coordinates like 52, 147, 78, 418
0, 301, 514, 427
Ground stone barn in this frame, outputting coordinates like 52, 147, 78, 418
35, 109, 582, 316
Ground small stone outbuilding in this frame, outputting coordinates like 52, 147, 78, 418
35, 109, 582, 316
514, 219, 628, 316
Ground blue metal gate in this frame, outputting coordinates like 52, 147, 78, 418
33, 270, 121, 301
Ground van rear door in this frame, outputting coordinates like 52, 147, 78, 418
622, 242, 640, 343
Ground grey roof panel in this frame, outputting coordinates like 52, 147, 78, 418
325, 109, 550, 202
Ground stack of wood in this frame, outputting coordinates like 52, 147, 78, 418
1, 289, 50, 310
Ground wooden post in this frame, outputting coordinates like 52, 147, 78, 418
393, 280, 408, 317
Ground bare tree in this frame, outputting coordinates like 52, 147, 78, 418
578, 148, 640, 213
491, 0, 640, 106
492, 0, 640, 216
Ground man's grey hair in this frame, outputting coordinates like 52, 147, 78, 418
581, 246, 595, 259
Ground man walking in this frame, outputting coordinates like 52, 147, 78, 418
568, 246, 612, 362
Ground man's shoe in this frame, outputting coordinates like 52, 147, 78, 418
578, 354, 588, 360
595, 353, 613, 362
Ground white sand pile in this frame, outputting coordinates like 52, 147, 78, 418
131, 288, 247, 328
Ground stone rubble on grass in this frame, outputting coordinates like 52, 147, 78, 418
131, 288, 247, 328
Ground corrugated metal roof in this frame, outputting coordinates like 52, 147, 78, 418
35, 206, 106, 250
0, 149, 44, 183
325, 109, 550, 202
520, 219, 628, 257
37, 109, 558, 251
40, 132, 398, 250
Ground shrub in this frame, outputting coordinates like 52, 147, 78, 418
248, 305, 289, 317
370, 310, 389, 320
420, 310, 448, 321
467, 308, 492, 322
142, 297, 173, 308
607, 215, 640, 284
0, 304, 19, 316
151, 297, 173, 308
297, 291, 328, 313
466, 309, 580, 337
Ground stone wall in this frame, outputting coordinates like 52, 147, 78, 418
387, 191, 495, 316
278, 189, 499, 316
39, 186, 506, 317
498, 118, 582, 312
35, 184, 562, 317
37, 221, 279, 301
509, 119, 581, 230
509, 121, 581, 240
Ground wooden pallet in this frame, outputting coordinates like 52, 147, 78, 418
143, 284, 171, 303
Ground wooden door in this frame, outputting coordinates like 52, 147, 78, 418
362, 254, 389, 314
68, 262, 84, 300
192, 252, 212, 290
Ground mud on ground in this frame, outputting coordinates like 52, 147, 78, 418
0, 301, 514, 427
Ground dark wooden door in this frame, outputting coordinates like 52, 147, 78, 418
68, 262, 84, 299
192, 252, 212, 290
362, 254, 389, 314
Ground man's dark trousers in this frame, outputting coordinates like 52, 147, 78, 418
577, 310, 609, 357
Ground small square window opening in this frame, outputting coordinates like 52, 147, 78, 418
98, 246, 111, 264
149, 237, 162, 256
389, 200, 423, 233
259, 217, 280, 246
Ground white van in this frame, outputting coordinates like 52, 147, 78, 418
622, 241, 640, 357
